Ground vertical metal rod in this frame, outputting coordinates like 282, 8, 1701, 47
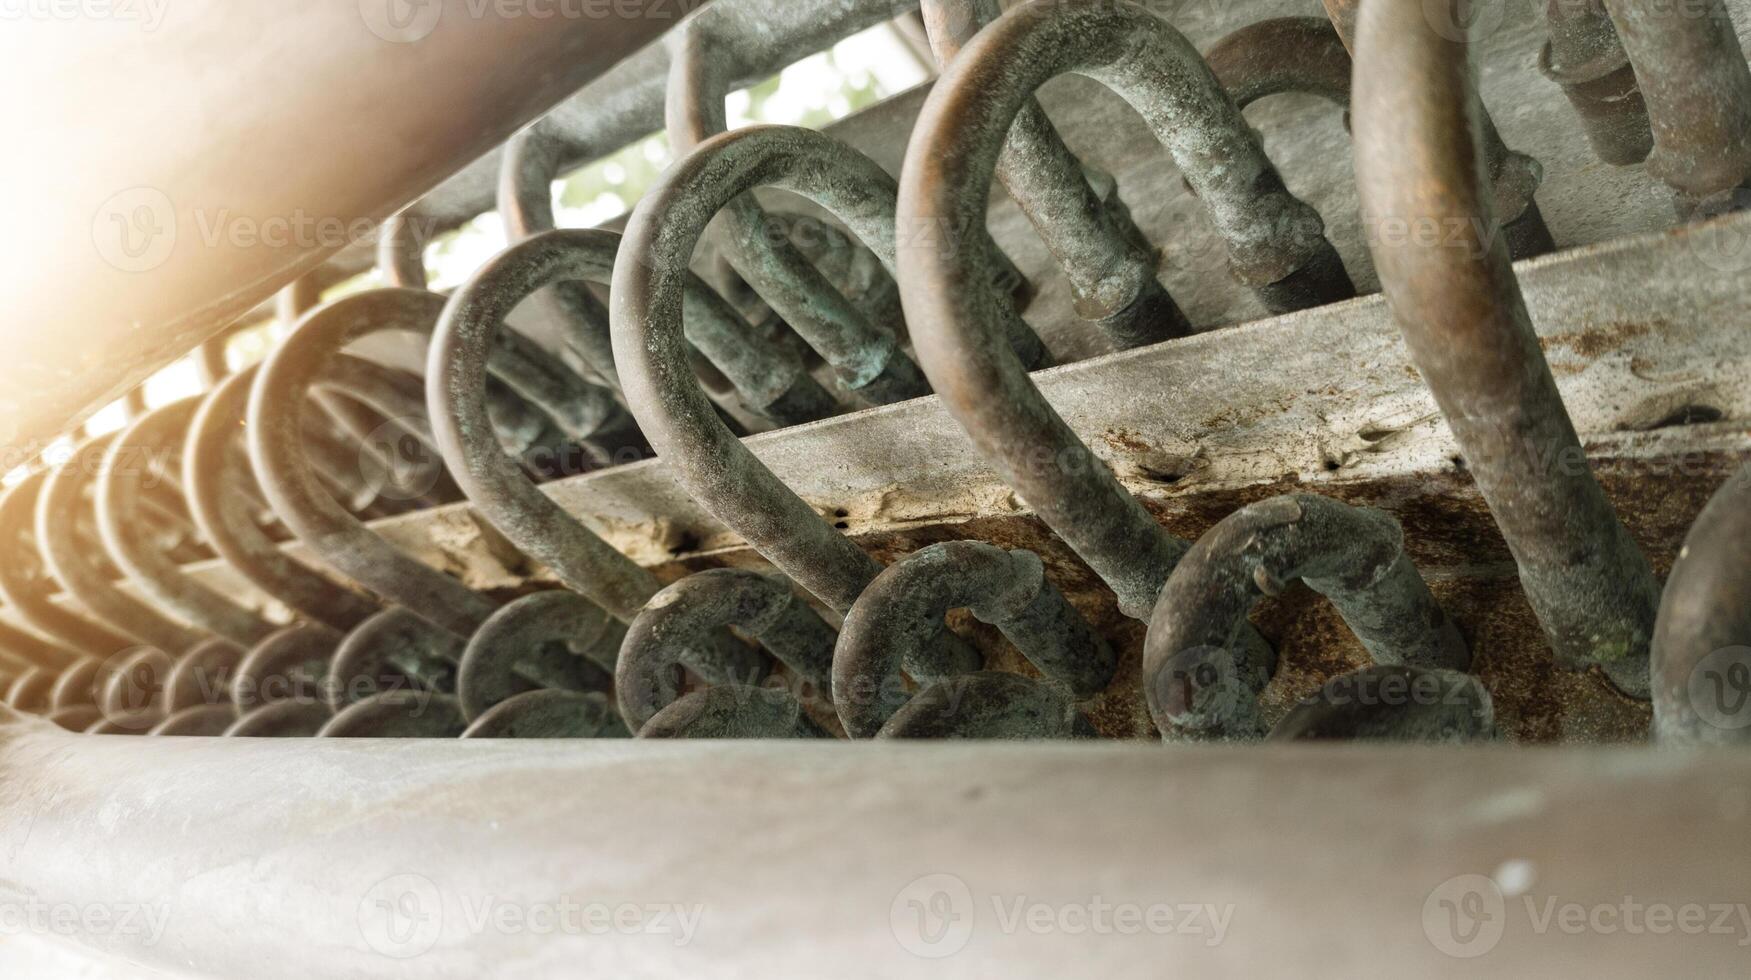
1353, 0, 1659, 697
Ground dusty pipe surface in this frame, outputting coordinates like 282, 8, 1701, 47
919, 0, 1186, 350
1540, 0, 1654, 166
918, 1, 1352, 314
248, 292, 507, 640
1651, 466, 1751, 745
97, 399, 279, 646
430, 230, 831, 618
833, 541, 1112, 738
616, 569, 830, 733
1206, 16, 1353, 112
186, 370, 380, 634
899, 1, 1317, 619
1354, 0, 1660, 697
2, 720, 1750, 976
665, 28, 940, 404
0, 473, 133, 657
454, 591, 618, 724
1144, 495, 1468, 741
614, 125, 960, 613
0, 1, 690, 454
37, 437, 206, 654
1603, 0, 1751, 214
1322, 0, 1556, 259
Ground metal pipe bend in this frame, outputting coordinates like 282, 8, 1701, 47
455, 590, 620, 724
37, 437, 206, 654
833, 541, 1113, 739
431, 228, 833, 619
615, 569, 832, 735
185, 369, 380, 634
1143, 494, 1467, 741
663, 23, 954, 403
1651, 466, 1751, 745
250, 287, 598, 640
1206, 17, 1352, 115
98, 398, 279, 646
614, 124, 999, 617
920, 0, 1186, 351
909, 0, 1353, 317
1353, 0, 1659, 699
0, 471, 147, 656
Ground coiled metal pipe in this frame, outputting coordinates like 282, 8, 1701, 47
918, 0, 1186, 350
1651, 466, 1751, 745
1144, 495, 1468, 741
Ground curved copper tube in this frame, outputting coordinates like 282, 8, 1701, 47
0, 471, 157, 656
1321, 0, 1555, 259
97, 399, 279, 646
1602, 0, 1751, 215
1540, 0, 1653, 166
0, 618, 79, 674
462, 689, 629, 739
247, 291, 507, 641
919, 0, 1186, 350
1144, 495, 1467, 741
663, 24, 1044, 402
615, 570, 831, 735
37, 436, 206, 654
1353, 0, 1659, 698
833, 541, 1112, 739
1651, 466, 1751, 744
432, 228, 834, 620
614, 125, 1023, 623
1206, 17, 1352, 113
455, 591, 619, 723
319, 690, 467, 739
185, 369, 379, 635
913, 1, 1353, 317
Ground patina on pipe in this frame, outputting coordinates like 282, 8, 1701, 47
1602, 0, 1751, 215
1353, 0, 1660, 697
919, 0, 1186, 350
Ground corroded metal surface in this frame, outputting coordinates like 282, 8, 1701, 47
1355, 0, 1661, 698
1144, 494, 1468, 741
